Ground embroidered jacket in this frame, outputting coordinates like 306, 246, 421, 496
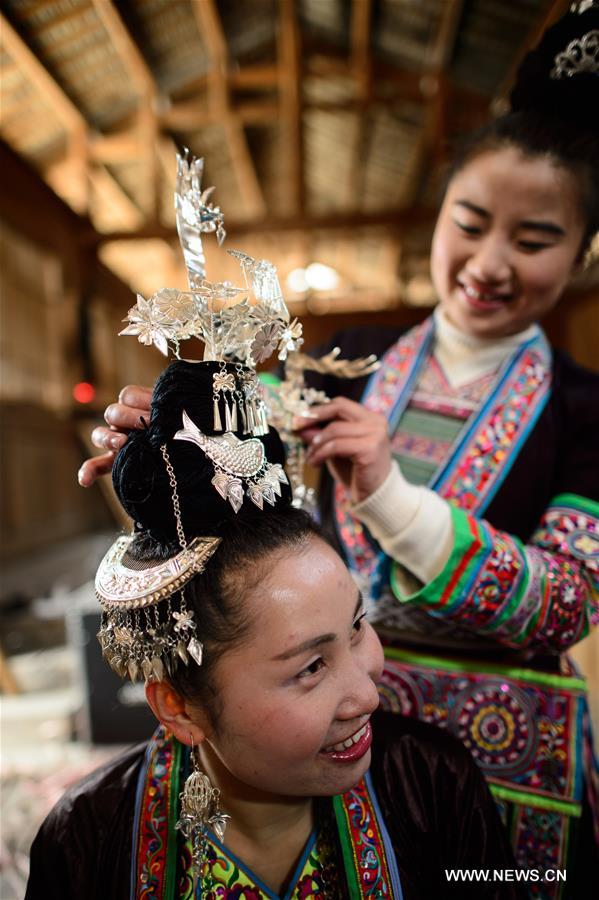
310, 320, 599, 656
25, 712, 524, 900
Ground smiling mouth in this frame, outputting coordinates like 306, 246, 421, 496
459, 282, 512, 305
322, 720, 371, 754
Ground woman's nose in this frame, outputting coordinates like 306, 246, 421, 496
338, 632, 384, 720
467, 236, 511, 285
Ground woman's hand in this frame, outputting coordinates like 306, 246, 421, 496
78, 385, 152, 486
297, 397, 392, 504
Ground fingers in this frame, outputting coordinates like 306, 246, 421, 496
92, 426, 128, 452
78, 452, 116, 487
104, 402, 149, 432
297, 396, 370, 427
306, 421, 378, 465
308, 436, 377, 468
118, 385, 152, 408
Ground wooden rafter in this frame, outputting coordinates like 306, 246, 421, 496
345, 0, 373, 209
278, 0, 304, 215
402, 0, 465, 205
0, 10, 88, 211
0, 9, 147, 224
89, 205, 433, 245
160, 98, 280, 132
90, 0, 161, 219
191, 0, 266, 218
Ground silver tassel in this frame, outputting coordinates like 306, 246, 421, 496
213, 398, 222, 431
230, 401, 238, 431
224, 400, 233, 431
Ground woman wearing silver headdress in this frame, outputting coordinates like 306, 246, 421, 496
27, 146, 521, 899
27, 334, 521, 900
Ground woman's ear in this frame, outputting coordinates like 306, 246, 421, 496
145, 681, 210, 747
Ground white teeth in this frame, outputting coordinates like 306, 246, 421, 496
463, 284, 508, 303
324, 722, 368, 753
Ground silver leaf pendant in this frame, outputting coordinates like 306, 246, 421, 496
210, 813, 231, 843
259, 481, 276, 506
187, 637, 204, 666
247, 482, 264, 509
226, 479, 244, 513
212, 472, 231, 500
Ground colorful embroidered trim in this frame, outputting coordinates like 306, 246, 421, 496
132, 727, 181, 900
432, 338, 552, 512
334, 321, 552, 596
333, 772, 402, 899
390, 501, 595, 653
132, 731, 402, 899
178, 818, 342, 899
378, 647, 586, 812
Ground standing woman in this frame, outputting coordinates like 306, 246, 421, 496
297, 5, 599, 894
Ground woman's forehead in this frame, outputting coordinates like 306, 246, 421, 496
242, 540, 356, 645
448, 148, 581, 219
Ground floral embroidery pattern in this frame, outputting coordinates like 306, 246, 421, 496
435, 351, 551, 511
378, 653, 585, 806
135, 728, 178, 900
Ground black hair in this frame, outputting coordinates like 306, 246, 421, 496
111, 359, 322, 719
112, 360, 293, 544
446, 5, 599, 255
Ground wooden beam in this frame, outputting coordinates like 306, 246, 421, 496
160, 98, 280, 131
89, 167, 145, 231
278, 0, 304, 214
90, 0, 155, 96
90, 0, 160, 219
89, 205, 433, 244
191, 0, 266, 218
401, 0, 465, 205
351, 0, 373, 100
0, 10, 151, 224
0, 11, 89, 210
0, 16, 82, 131
230, 63, 280, 90
345, 0, 374, 209
89, 131, 142, 163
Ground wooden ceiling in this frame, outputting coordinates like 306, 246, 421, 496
1, 0, 582, 314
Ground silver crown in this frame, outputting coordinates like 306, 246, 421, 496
550, 29, 599, 78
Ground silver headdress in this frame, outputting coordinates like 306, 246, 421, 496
96, 151, 299, 682
120, 151, 301, 368
550, 28, 599, 78
96, 150, 380, 682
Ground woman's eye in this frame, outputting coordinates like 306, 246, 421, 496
518, 241, 551, 252
453, 219, 481, 235
352, 612, 367, 637
297, 657, 326, 679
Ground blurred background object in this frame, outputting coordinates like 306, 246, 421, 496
0, 2, 597, 896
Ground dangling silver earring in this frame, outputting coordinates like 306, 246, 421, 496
175, 737, 230, 889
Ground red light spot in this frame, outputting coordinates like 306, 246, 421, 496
73, 382, 96, 404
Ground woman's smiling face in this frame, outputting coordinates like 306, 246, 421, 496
197, 535, 384, 800
430, 147, 586, 338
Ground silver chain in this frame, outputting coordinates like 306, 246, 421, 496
160, 443, 187, 550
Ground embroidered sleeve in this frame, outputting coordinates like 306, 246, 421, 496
390, 493, 599, 652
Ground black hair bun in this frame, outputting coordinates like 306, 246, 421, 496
112, 360, 292, 544
510, 5, 599, 136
